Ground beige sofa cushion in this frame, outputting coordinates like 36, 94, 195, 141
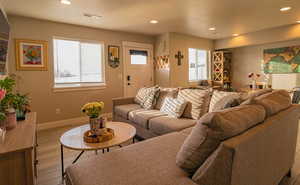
114, 104, 142, 119
128, 109, 167, 129
178, 89, 211, 120
148, 116, 196, 135
253, 90, 291, 117
155, 88, 179, 110
176, 104, 266, 174
134, 86, 159, 109
66, 132, 197, 185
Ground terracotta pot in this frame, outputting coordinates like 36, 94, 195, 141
6, 111, 17, 130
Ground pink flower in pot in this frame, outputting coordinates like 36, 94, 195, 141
0, 89, 6, 101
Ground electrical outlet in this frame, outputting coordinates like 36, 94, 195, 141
55, 108, 61, 114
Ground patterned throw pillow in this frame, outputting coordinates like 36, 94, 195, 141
178, 89, 211, 120
160, 97, 187, 118
154, 88, 179, 110
134, 86, 159, 110
209, 90, 241, 112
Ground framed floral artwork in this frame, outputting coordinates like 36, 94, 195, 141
15, 39, 48, 71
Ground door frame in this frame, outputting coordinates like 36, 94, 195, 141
122, 41, 154, 97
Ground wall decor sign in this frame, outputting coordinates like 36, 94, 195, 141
15, 39, 48, 71
263, 46, 300, 74
0, 37, 8, 74
108, 45, 120, 68
154, 55, 169, 70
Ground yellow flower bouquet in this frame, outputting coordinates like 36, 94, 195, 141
81, 102, 104, 118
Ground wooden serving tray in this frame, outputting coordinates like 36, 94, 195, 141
83, 128, 114, 143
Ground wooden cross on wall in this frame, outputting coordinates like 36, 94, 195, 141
175, 51, 184, 66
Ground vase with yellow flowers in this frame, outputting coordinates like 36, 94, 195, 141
81, 102, 105, 135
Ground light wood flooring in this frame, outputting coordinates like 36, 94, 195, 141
37, 124, 300, 185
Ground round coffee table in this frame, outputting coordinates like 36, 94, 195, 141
60, 122, 136, 180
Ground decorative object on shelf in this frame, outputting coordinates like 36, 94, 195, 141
83, 128, 114, 143
212, 51, 232, 89
154, 55, 169, 69
81, 101, 105, 135
248, 73, 261, 90
12, 93, 30, 121
175, 51, 184, 66
263, 45, 300, 74
108, 45, 120, 68
15, 39, 48, 71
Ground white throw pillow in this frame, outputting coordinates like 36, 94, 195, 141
160, 97, 187, 118
209, 90, 240, 112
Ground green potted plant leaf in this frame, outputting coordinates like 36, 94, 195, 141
12, 93, 30, 121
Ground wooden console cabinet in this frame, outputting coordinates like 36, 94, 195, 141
0, 112, 37, 185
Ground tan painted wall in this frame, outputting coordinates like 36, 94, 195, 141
154, 33, 170, 87
169, 32, 214, 87
215, 24, 300, 49
230, 39, 300, 90
7, 15, 155, 124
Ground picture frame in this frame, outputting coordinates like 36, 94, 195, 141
0, 35, 9, 75
15, 39, 48, 71
108, 45, 120, 68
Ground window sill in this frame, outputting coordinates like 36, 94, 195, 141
53, 83, 106, 92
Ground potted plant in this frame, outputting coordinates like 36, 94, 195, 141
12, 93, 30, 121
81, 102, 105, 135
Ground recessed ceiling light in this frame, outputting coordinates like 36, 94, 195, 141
61, 0, 71, 5
280, 7, 292, 12
209, 27, 216, 31
84, 13, 102, 19
150, 20, 158, 24
233, 33, 239, 37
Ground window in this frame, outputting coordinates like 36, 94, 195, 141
130, 50, 148, 65
53, 38, 104, 89
188, 48, 209, 81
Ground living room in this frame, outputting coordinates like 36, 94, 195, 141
0, 0, 300, 185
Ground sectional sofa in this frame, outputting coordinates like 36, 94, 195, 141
65, 89, 300, 185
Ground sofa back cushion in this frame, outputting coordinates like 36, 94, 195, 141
253, 90, 291, 117
176, 104, 266, 175
155, 88, 179, 110
178, 89, 211, 120
209, 90, 241, 112
160, 97, 187, 118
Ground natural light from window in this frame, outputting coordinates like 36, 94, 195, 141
189, 48, 208, 81
53, 38, 104, 86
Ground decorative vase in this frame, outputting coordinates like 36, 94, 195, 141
89, 117, 100, 135
6, 108, 17, 130
16, 109, 26, 121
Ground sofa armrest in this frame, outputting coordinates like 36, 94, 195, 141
192, 143, 234, 185
112, 97, 135, 106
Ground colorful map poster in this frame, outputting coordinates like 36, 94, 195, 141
263, 46, 300, 74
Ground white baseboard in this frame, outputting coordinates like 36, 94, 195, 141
37, 113, 113, 131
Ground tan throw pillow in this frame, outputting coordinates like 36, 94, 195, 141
155, 88, 179, 110
160, 97, 187, 118
209, 90, 240, 112
178, 89, 211, 120
253, 90, 291, 117
176, 104, 266, 175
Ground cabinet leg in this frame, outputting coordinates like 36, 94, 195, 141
61, 144, 64, 182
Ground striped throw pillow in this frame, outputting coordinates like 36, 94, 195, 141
160, 97, 187, 118
209, 90, 240, 112
134, 86, 159, 109
178, 89, 211, 120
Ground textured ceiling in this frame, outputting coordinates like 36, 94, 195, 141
1, 0, 300, 39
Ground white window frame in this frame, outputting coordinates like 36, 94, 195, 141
188, 48, 210, 82
52, 36, 106, 92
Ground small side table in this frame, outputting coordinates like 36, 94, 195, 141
59, 122, 136, 182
